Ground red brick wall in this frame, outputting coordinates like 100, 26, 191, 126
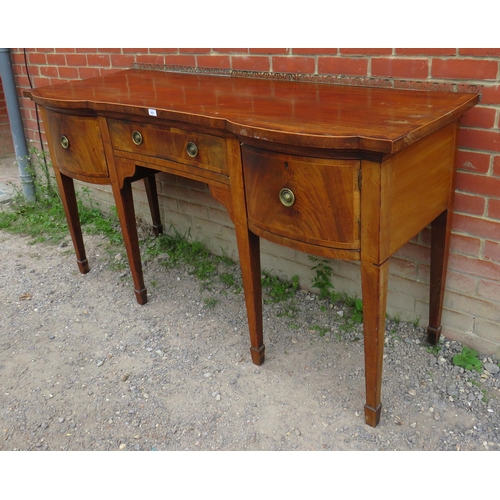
0, 80, 15, 156
9, 48, 500, 353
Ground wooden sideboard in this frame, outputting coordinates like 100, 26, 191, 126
26, 68, 479, 427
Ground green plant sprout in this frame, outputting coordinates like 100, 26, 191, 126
452, 347, 483, 372
310, 325, 329, 337
203, 297, 219, 309
261, 272, 299, 304
309, 257, 337, 300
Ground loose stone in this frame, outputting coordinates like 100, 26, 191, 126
484, 363, 499, 375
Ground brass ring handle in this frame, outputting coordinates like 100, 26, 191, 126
60, 135, 69, 149
279, 188, 295, 207
186, 141, 199, 158
132, 131, 143, 146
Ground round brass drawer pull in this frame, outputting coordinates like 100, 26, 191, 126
279, 188, 295, 207
186, 141, 198, 158
60, 135, 70, 149
132, 131, 143, 146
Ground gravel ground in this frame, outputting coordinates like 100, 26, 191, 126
1, 228, 500, 452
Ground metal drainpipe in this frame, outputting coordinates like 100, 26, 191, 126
0, 48, 35, 202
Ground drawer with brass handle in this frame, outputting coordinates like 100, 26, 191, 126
242, 145, 361, 251
108, 119, 228, 175
41, 109, 109, 182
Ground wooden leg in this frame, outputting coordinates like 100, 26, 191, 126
427, 209, 452, 345
361, 259, 389, 427
222, 138, 265, 365
111, 177, 148, 305
235, 226, 265, 365
144, 174, 163, 237
53, 168, 89, 274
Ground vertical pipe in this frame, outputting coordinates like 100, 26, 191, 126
0, 48, 35, 202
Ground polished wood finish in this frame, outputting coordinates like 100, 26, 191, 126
27, 69, 478, 427
29, 70, 475, 153
242, 146, 360, 251
41, 109, 109, 183
108, 119, 229, 176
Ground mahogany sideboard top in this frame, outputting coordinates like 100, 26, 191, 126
28, 68, 478, 154
26, 69, 479, 427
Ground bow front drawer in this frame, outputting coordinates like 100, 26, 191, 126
107, 119, 228, 175
242, 145, 361, 251
42, 110, 109, 182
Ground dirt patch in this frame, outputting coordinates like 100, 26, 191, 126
1, 229, 500, 451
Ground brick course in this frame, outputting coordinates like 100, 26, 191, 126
0, 81, 15, 156
6, 48, 500, 355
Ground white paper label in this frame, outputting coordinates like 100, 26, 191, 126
148, 108, 157, 117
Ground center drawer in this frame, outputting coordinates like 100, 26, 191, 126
242, 145, 361, 250
107, 119, 228, 175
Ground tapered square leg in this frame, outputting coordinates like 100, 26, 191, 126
111, 178, 148, 305
361, 259, 389, 427
144, 174, 163, 237
53, 168, 89, 274
427, 209, 452, 345
235, 227, 265, 365
223, 138, 265, 365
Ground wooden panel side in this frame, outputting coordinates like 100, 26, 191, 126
385, 121, 458, 258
